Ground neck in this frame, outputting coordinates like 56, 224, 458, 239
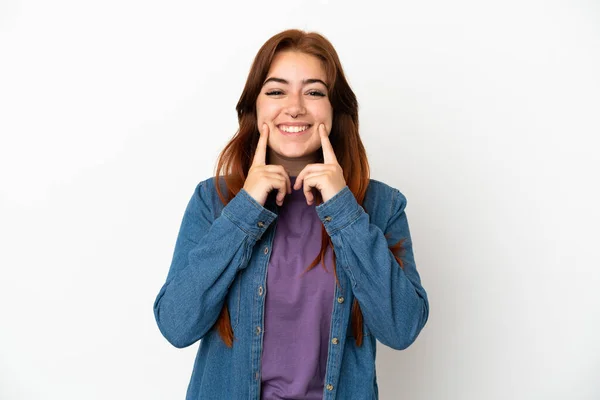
267, 149, 321, 176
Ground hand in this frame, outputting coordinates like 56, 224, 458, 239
243, 123, 292, 207
293, 124, 346, 205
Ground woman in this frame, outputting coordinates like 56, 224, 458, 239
153, 29, 429, 399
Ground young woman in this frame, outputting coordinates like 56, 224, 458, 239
153, 29, 429, 400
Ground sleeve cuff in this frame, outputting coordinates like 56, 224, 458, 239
315, 186, 363, 235
221, 189, 277, 241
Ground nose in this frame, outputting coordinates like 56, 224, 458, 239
285, 93, 306, 118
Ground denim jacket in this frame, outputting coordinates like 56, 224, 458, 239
153, 176, 429, 399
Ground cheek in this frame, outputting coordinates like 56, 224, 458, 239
256, 101, 280, 121
311, 103, 333, 124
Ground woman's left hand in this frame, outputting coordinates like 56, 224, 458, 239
294, 124, 347, 205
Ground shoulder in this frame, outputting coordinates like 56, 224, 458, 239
363, 178, 408, 222
192, 176, 231, 199
366, 178, 407, 205
185, 176, 231, 218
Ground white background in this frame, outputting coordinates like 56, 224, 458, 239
1, 0, 599, 399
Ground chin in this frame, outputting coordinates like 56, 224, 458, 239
274, 143, 319, 159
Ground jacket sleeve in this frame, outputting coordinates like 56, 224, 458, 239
315, 186, 429, 350
153, 181, 277, 348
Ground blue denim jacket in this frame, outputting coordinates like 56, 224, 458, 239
153, 177, 429, 399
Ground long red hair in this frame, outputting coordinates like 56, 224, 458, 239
212, 29, 405, 347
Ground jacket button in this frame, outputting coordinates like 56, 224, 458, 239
264, 247, 269, 255
256, 326, 261, 335
258, 286, 264, 296
331, 338, 339, 345
324, 216, 332, 222
326, 384, 334, 391
257, 221, 265, 228
337, 296, 344, 304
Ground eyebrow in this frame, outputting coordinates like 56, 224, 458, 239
262, 77, 328, 88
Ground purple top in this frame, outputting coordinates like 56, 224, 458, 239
260, 177, 336, 400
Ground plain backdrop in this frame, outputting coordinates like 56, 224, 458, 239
1, 0, 599, 399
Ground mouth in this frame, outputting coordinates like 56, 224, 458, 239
277, 124, 312, 135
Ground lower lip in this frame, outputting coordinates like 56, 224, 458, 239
277, 126, 312, 136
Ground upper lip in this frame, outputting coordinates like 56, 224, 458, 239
277, 122, 312, 127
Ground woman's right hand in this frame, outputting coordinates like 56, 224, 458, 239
243, 123, 291, 207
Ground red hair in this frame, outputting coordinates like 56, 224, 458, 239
212, 29, 405, 347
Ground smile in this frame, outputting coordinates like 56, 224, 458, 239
278, 125, 311, 134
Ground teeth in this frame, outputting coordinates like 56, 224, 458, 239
279, 125, 309, 133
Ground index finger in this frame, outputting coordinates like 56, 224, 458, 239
252, 123, 269, 166
319, 124, 338, 165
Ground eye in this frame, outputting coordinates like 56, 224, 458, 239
265, 90, 284, 96
307, 90, 326, 97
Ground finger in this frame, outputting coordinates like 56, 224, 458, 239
263, 165, 291, 174
294, 166, 310, 191
319, 124, 338, 165
252, 123, 269, 166
303, 178, 314, 205
294, 164, 330, 190
294, 167, 306, 191
266, 165, 292, 194
294, 164, 319, 191
264, 172, 288, 205
302, 172, 328, 205
281, 166, 292, 195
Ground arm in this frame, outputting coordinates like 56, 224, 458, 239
316, 186, 429, 350
153, 181, 276, 348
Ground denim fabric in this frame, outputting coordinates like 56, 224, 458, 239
153, 177, 429, 399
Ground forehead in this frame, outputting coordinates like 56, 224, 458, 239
266, 51, 326, 82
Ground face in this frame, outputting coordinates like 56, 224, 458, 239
256, 50, 333, 162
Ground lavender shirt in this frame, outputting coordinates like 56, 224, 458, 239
260, 177, 336, 400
